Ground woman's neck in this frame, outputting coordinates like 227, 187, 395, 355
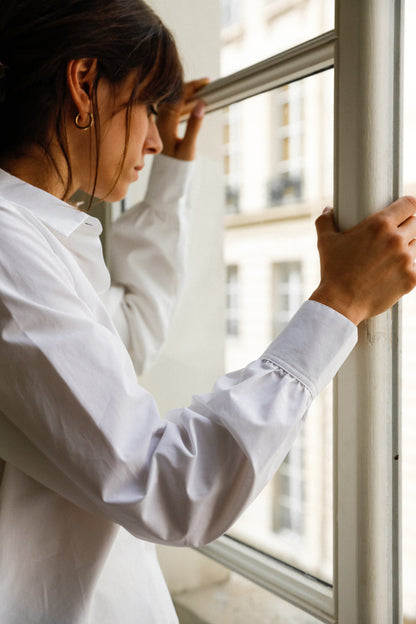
0, 147, 76, 200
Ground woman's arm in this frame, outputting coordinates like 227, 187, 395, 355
106, 154, 194, 374
104, 80, 207, 374
0, 195, 415, 547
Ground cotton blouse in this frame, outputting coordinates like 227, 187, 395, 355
0, 155, 357, 623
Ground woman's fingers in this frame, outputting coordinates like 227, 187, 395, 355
182, 78, 210, 102
380, 195, 416, 225
310, 196, 416, 325
157, 78, 209, 161
175, 101, 206, 161
314, 207, 336, 238
397, 214, 416, 244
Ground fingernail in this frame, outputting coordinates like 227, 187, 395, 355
322, 206, 332, 214
192, 101, 206, 119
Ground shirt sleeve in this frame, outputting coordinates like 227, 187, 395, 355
0, 208, 357, 548
105, 154, 195, 375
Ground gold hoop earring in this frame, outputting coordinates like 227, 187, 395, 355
74, 112, 94, 131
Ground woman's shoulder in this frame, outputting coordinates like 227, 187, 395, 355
0, 194, 52, 245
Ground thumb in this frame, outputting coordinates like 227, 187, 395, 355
176, 101, 206, 161
315, 207, 337, 236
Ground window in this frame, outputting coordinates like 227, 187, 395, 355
198, 1, 404, 621
223, 106, 241, 213
220, 0, 335, 75
272, 261, 303, 336
272, 262, 306, 536
118, 1, 407, 621
222, 73, 333, 584
269, 84, 304, 205
273, 432, 305, 535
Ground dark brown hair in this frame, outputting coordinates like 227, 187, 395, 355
0, 0, 184, 200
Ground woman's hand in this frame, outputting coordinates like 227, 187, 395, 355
156, 78, 209, 161
310, 197, 416, 325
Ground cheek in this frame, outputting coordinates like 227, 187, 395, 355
94, 111, 148, 197
104, 120, 127, 156
97, 128, 128, 177
129, 111, 150, 145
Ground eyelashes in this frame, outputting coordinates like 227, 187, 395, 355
147, 104, 158, 118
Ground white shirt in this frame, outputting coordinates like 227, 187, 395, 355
0, 155, 357, 624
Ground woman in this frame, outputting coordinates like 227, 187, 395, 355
0, 1, 416, 623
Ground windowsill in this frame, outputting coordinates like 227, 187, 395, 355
173, 572, 318, 623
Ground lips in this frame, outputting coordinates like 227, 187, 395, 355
132, 165, 143, 182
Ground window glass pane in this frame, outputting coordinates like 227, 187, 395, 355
273, 262, 303, 335
223, 70, 334, 584
223, 106, 242, 214
402, 1, 416, 621
221, 0, 335, 77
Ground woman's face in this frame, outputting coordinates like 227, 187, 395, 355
73, 71, 163, 202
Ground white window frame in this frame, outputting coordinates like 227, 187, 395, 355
196, 1, 403, 622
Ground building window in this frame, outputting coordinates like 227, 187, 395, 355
272, 261, 303, 336
223, 106, 242, 214
268, 83, 304, 206
273, 433, 305, 535
226, 265, 240, 336
272, 261, 305, 535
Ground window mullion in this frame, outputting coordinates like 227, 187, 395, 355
198, 30, 336, 113
334, 1, 403, 622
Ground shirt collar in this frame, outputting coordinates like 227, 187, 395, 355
0, 168, 91, 237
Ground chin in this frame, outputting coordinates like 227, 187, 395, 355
98, 183, 129, 204
105, 189, 128, 203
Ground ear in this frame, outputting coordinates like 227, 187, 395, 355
66, 58, 98, 116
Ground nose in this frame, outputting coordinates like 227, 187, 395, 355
145, 116, 163, 155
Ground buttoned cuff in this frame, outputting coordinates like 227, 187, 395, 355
262, 300, 357, 398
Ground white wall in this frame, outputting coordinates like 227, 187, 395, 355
140, 0, 230, 595
139, 1, 223, 410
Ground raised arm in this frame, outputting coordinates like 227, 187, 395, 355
106, 81, 208, 374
